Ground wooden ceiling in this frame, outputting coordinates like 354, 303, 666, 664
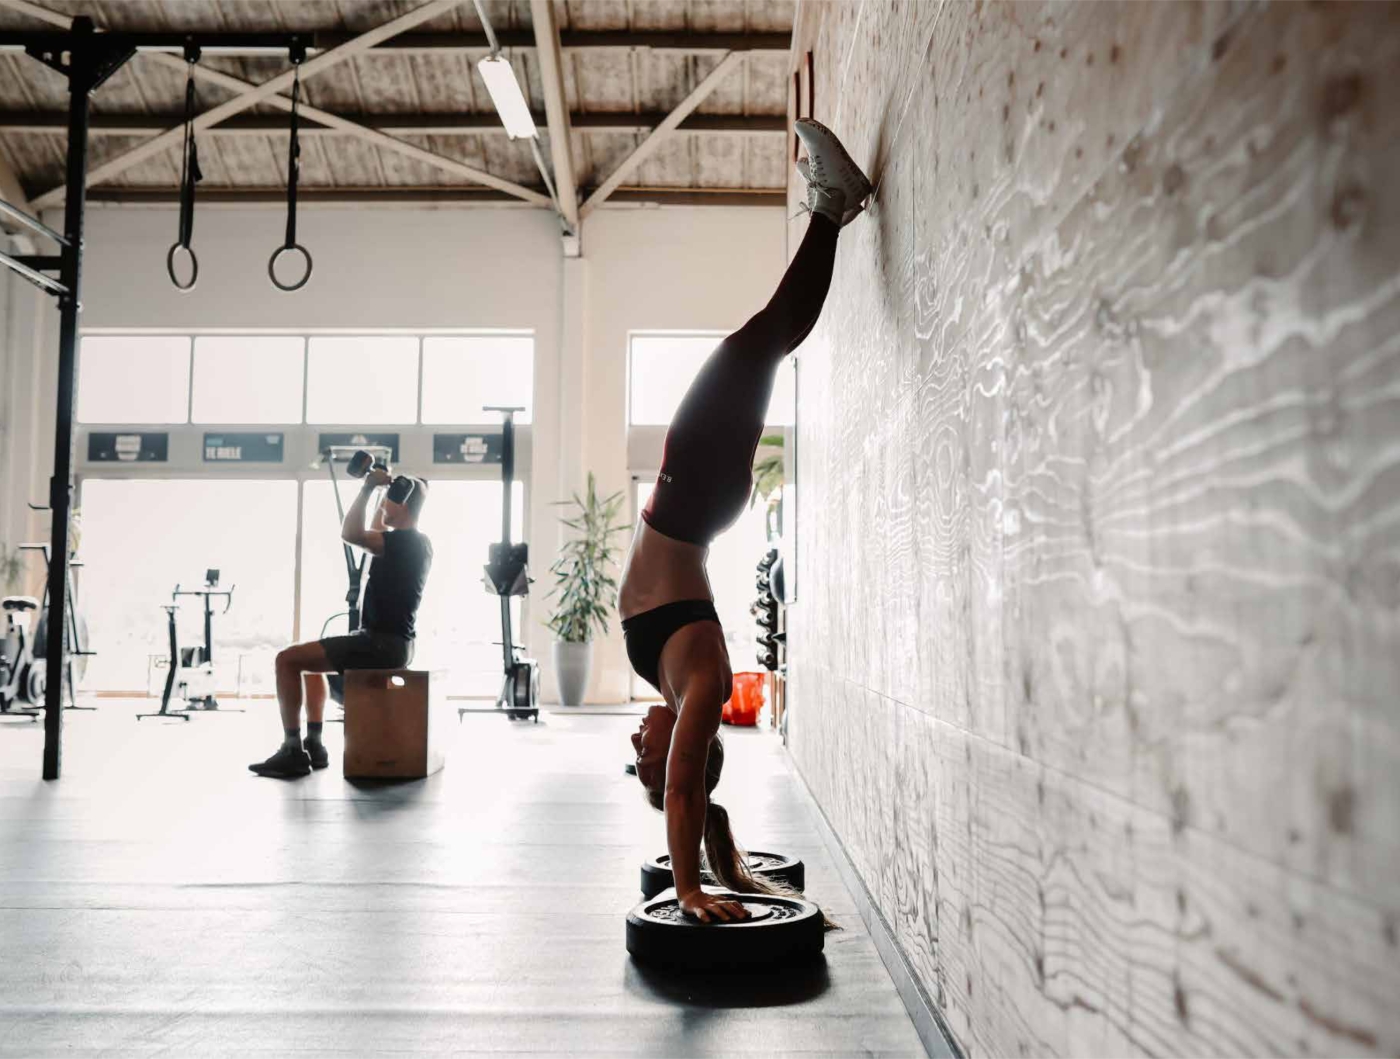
0, 0, 794, 208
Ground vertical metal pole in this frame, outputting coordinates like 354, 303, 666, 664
291, 478, 304, 642
500, 412, 514, 544
500, 596, 513, 672
42, 30, 96, 781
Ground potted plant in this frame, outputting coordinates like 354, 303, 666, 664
546, 473, 630, 706
752, 433, 785, 537
0, 544, 22, 594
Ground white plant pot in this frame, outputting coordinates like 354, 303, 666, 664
553, 641, 592, 706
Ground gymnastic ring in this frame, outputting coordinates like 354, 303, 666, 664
268, 243, 313, 292
166, 242, 198, 292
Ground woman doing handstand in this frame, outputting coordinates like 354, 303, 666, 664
621, 119, 872, 923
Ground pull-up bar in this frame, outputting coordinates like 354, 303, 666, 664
0, 248, 66, 295
0, 197, 68, 246
0, 30, 319, 56
0, 16, 316, 780
0, 197, 69, 295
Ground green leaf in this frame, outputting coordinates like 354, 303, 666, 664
544, 471, 631, 643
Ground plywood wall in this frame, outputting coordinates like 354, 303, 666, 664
785, 2, 1400, 1055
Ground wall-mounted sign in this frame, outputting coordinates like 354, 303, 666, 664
203, 432, 285, 463
317, 432, 400, 462
87, 432, 168, 463
433, 432, 503, 465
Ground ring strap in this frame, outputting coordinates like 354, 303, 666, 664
177, 66, 202, 251
283, 66, 302, 250
268, 63, 312, 291
168, 59, 202, 291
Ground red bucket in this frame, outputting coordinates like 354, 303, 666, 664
723, 671, 765, 726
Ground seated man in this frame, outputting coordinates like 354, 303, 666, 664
250, 467, 433, 778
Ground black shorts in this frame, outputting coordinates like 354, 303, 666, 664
622, 599, 721, 692
320, 630, 414, 673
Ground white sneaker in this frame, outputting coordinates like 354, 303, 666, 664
794, 119, 872, 225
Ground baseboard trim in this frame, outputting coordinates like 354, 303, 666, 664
787, 755, 963, 1059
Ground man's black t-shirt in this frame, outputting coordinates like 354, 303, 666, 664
361, 529, 433, 640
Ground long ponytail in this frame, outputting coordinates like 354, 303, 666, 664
700, 738, 782, 895
702, 798, 776, 894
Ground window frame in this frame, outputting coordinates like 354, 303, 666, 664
72, 327, 538, 696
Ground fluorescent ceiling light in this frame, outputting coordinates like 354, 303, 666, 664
478, 55, 537, 140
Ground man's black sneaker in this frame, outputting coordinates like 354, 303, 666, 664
249, 744, 313, 778
304, 740, 329, 770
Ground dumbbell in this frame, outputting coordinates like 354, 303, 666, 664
346, 449, 389, 479
347, 449, 416, 505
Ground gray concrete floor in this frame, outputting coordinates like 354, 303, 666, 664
0, 701, 926, 1057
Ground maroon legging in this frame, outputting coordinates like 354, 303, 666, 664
642, 214, 840, 546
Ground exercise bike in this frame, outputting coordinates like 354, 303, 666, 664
137, 570, 239, 720
14, 502, 95, 713
0, 595, 42, 716
459, 407, 540, 723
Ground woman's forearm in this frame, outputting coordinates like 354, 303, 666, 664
664, 784, 708, 896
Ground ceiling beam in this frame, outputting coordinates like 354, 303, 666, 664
0, 0, 64, 28
580, 52, 744, 219
26, 0, 472, 210
130, 52, 550, 206
324, 29, 791, 53
85, 186, 786, 208
0, 111, 787, 137
0, 2, 789, 53
529, 0, 577, 233
1, 0, 781, 213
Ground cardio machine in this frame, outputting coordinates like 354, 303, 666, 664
6, 502, 95, 714
137, 570, 238, 720
459, 407, 540, 723
0, 596, 41, 716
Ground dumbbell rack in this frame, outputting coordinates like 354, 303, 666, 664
753, 546, 787, 732
753, 547, 784, 672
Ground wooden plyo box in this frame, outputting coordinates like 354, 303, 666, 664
343, 669, 449, 780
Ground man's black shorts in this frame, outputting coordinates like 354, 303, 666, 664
320, 630, 414, 673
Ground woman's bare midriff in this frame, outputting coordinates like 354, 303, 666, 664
618, 518, 714, 620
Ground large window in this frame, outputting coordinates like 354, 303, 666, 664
421, 335, 533, 424
77, 335, 191, 424
77, 479, 298, 694
628, 333, 795, 427
306, 336, 420, 424
192, 336, 305, 424
413, 480, 525, 696
79, 331, 534, 427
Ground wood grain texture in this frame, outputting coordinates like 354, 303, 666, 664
787, 1, 1400, 1056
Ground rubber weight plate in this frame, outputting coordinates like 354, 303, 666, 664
626, 889, 824, 970
639, 850, 804, 899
